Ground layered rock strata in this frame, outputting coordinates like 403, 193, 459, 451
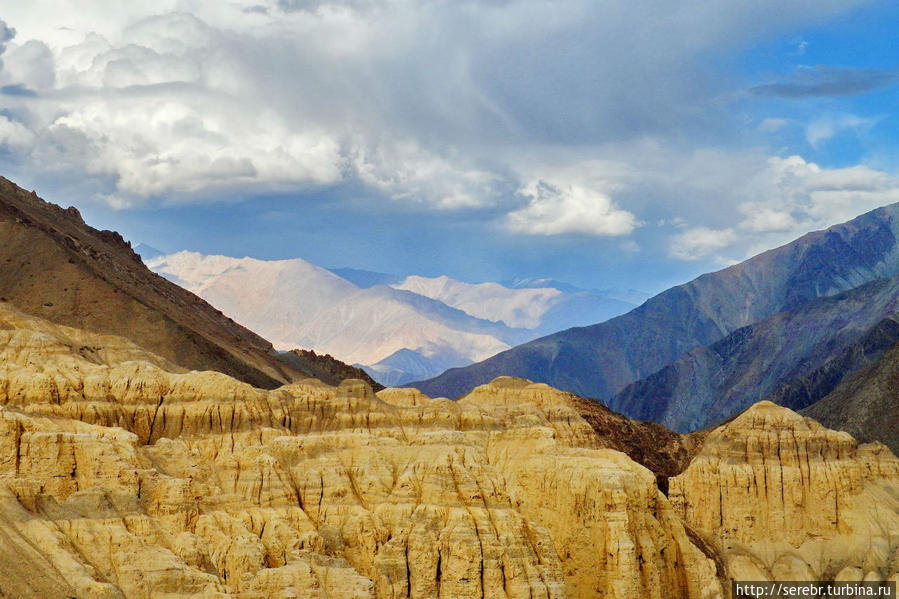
0, 301, 723, 599
669, 401, 899, 585
2, 300, 897, 598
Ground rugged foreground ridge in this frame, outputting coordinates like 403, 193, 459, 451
0, 301, 896, 598
0, 177, 374, 389
670, 402, 899, 582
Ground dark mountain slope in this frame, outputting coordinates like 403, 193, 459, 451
566, 392, 706, 493
608, 276, 899, 432
412, 203, 899, 399
282, 348, 383, 390
0, 177, 361, 388
765, 317, 899, 413
801, 340, 899, 454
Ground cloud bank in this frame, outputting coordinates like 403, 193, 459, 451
0, 0, 895, 263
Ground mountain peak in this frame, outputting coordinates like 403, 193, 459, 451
0, 177, 368, 389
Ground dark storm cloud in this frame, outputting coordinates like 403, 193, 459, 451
0, 19, 15, 49
752, 66, 899, 98
0, 84, 36, 96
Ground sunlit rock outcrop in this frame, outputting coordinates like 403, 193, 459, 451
0, 301, 726, 598
669, 401, 899, 584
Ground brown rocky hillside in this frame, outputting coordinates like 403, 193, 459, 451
0, 177, 364, 388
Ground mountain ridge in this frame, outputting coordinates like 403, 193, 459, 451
801, 336, 899, 453
607, 275, 899, 434
148, 250, 636, 384
411, 203, 899, 401
0, 177, 365, 389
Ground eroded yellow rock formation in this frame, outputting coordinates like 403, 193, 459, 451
0, 301, 726, 598
669, 400, 899, 585
1, 300, 896, 599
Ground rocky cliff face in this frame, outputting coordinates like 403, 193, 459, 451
768, 318, 899, 417
669, 401, 899, 584
412, 204, 899, 401
0, 301, 724, 599
282, 348, 383, 391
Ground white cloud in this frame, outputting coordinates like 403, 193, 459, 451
43, 96, 342, 199
507, 180, 637, 236
1, 39, 54, 89
0, 114, 35, 150
0, 8, 512, 208
351, 140, 499, 209
0, 0, 876, 214
669, 227, 737, 260
657, 152, 899, 260
806, 114, 877, 148
738, 205, 796, 233
739, 155, 899, 229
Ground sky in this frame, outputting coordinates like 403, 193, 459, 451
2, 0, 899, 294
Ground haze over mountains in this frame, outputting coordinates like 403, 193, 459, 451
145, 251, 640, 386
136, 201, 899, 453
414, 203, 899, 449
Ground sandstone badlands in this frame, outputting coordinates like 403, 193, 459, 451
0, 300, 896, 598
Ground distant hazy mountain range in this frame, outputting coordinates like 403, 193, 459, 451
412, 203, 899, 450
143, 250, 642, 385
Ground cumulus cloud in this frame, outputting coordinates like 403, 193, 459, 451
351, 140, 500, 209
738, 205, 797, 233
658, 152, 899, 260
669, 227, 737, 260
0, 0, 893, 274
43, 97, 343, 198
735, 155, 899, 225
0, 114, 35, 150
507, 180, 637, 236
1, 40, 54, 90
